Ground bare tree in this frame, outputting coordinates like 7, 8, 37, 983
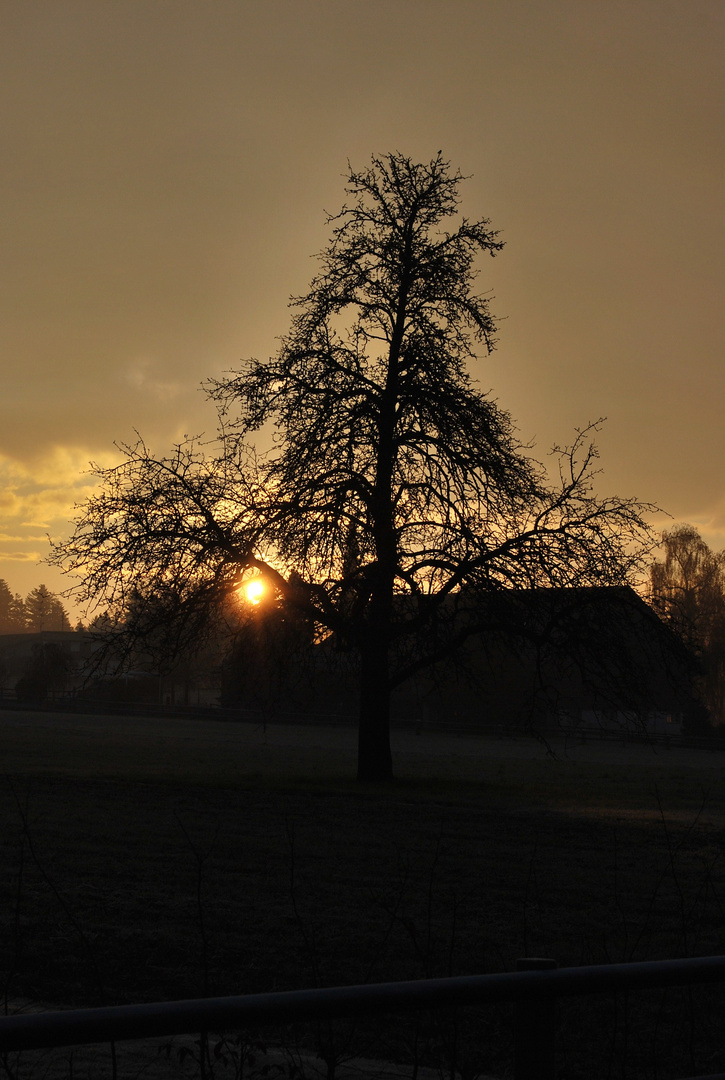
649, 524, 725, 723
51, 153, 656, 780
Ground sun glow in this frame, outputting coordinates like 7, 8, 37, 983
245, 579, 264, 605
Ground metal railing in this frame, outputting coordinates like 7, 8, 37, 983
2, 955, 725, 1079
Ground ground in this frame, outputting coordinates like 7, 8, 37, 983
1, 709, 724, 1079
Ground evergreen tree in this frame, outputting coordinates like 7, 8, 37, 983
0, 579, 27, 633
24, 584, 71, 632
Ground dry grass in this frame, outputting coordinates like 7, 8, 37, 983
1, 709, 725, 1079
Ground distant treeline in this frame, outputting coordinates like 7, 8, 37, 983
0, 579, 73, 634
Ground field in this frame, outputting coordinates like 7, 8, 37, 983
1, 709, 725, 1079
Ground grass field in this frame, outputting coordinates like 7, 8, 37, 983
1, 709, 725, 1079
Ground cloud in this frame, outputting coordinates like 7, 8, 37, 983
0, 445, 123, 599
0, 445, 120, 551
122, 357, 184, 403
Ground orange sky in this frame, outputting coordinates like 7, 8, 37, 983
1, 1, 723, 612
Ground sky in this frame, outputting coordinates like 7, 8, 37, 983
1, 0, 723, 614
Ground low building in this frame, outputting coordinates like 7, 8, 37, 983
391, 587, 699, 735
0, 629, 98, 700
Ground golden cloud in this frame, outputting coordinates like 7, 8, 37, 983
0, 445, 120, 540
0, 446, 124, 600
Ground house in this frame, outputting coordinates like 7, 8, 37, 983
390, 586, 699, 735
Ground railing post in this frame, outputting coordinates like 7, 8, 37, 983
514, 958, 557, 1080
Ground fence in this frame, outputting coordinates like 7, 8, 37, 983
2, 956, 725, 1080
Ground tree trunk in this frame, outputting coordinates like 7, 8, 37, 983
357, 634, 393, 782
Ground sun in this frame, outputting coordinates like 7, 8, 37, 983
245, 579, 264, 605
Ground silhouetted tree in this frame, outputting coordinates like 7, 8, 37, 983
0, 579, 27, 633
24, 584, 71, 632
221, 581, 314, 712
649, 524, 725, 723
52, 153, 655, 781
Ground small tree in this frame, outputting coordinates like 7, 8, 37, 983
649, 524, 725, 723
52, 153, 655, 781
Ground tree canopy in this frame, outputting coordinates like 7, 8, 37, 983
51, 153, 656, 780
